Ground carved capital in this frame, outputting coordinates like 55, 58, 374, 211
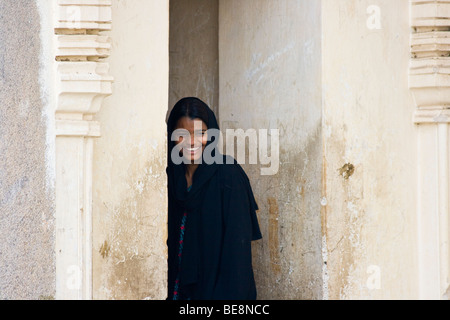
55, 0, 112, 32
54, 0, 113, 137
409, 0, 450, 123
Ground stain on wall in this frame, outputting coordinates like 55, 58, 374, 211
99, 240, 110, 259
338, 163, 355, 180
0, 0, 55, 299
267, 197, 281, 275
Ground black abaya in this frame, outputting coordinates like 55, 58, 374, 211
166, 97, 262, 300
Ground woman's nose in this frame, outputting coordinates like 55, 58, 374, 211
190, 135, 196, 146
190, 134, 202, 146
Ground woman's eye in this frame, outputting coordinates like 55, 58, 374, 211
194, 131, 206, 137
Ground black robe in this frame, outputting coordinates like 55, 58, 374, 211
166, 98, 262, 300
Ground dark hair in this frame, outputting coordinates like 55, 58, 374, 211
168, 97, 209, 132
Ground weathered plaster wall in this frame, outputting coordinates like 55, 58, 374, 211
321, 0, 419, 299
169, 0, 219, 116
92, 0, 169, 300
0, 0, 55, 299
0, 0, 424, 301
219, 0, 323, 300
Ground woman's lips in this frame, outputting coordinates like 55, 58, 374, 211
186, 146, 201, 155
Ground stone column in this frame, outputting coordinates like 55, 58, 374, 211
409, 0, 450, 299
53, 0, 113, 300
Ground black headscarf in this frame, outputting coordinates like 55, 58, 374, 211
166, 97, 262, 300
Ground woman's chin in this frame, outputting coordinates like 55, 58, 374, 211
182, 154, 203, 163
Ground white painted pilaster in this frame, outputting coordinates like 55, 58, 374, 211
410, 0, 450, 300
53, 0, 113, 300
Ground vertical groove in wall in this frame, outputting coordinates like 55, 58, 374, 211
438, 124, 449, 296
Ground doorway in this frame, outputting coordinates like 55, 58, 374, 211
168, 0, 324, 300
169, 0, 219, 118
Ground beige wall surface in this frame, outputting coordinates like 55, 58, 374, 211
219, 0, 323, 300
219, 0, 420, 300
0, 0, 55, 300
92, 0, 169, 300
321, 0, 419, 299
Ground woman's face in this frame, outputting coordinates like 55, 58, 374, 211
174, 117, 208, 163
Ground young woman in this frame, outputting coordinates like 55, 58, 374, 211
166, 97, 262, 300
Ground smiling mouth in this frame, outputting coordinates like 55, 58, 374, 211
186, 146, 201, 152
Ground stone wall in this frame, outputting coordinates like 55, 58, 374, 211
219, 0, 323, 300
92, 0, 169, 300
0, 0, 55, 300
321, 0, 419, 299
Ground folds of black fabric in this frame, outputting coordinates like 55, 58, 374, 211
166, 97, 262, 300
